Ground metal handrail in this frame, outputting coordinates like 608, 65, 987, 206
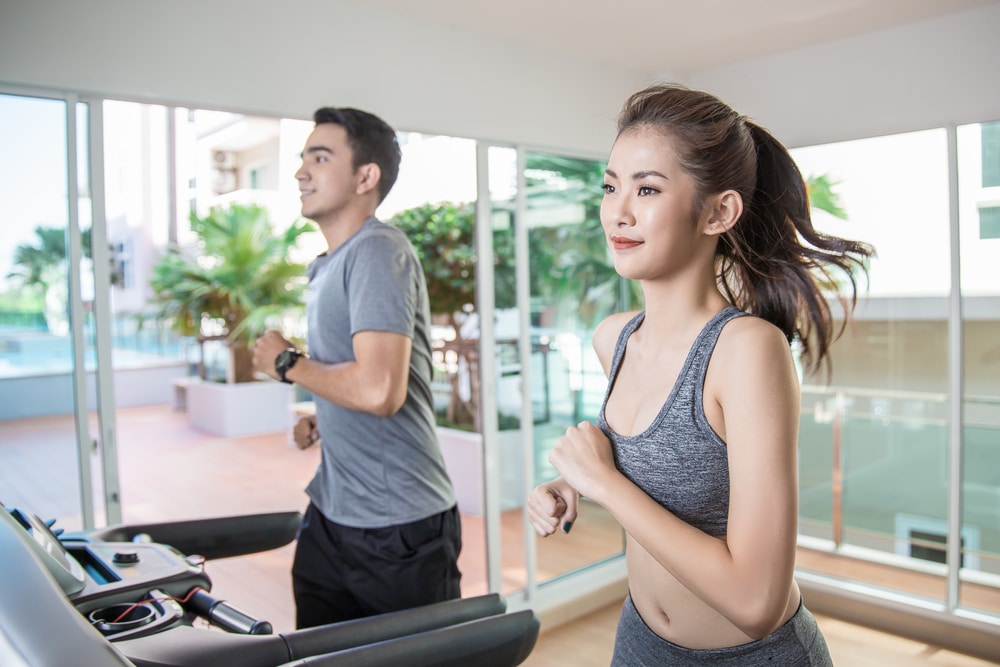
798, 384, 999, 582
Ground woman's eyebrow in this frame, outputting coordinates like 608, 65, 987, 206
632, 170, 668, 180
603, 168, 668, 180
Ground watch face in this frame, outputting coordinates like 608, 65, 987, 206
276, 349, 299, 382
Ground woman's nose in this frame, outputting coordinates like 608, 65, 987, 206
601, 197, 633, 228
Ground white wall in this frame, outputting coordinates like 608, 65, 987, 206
688, 3, 1000, 148
0, 0, 644, 156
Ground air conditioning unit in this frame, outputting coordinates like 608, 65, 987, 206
213, 150, 237, 170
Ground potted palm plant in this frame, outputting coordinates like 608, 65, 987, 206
149, 203, 313, 435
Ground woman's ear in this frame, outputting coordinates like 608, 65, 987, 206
704, 190, 742, 236
355, 163, 382, 197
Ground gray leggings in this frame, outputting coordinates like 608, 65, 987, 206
612, 593, 833, 666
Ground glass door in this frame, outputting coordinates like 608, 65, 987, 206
521, 151, 628, 586
957, 120, 1000, 619
790, 129, 954, 602
0, 90, 116, 530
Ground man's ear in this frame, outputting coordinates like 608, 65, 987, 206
703, 190, 742, 236
355, 163, 382, 197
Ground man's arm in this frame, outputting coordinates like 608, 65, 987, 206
253, 329, 411, 417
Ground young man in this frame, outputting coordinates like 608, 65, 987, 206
253, 107, 461, 628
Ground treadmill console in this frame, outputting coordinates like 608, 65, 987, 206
1, 504, 210, 614
3, 505, 87, 596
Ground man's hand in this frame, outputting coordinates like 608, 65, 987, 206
253, 329, 295, 381
292, 415, 320, 450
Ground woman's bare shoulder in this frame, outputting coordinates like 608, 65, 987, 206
714, 314, 797, 384
593, 310, 640, 349
592, 310, 641, 373
720, 312, 788, 343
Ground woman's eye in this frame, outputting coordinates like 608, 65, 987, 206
638, 186, 657, 196
602, 183, 614, 194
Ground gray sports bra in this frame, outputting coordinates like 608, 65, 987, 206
597, 306, 747, 537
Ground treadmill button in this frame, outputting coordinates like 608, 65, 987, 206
113, 550, 140, 564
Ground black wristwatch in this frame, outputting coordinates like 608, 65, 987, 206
275, 348, 305, 384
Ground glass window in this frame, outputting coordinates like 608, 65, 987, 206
979, 206, 1000, 239
791, 129, 955, 604
522, 151, 629, 586
0, 93, 92, 530
981, 121, 1000, 188
958, 121, 1000, 617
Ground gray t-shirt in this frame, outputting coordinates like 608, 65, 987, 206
304, 217, 455, 528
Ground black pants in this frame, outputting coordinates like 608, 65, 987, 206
291, 502, 463, 628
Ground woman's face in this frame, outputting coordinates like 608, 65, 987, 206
600, 128, 708, 282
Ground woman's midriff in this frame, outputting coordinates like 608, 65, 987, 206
625, 536, 801, 650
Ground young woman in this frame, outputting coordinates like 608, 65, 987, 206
527, 84, 874, 665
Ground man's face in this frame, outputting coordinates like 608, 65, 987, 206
294, 123, 360, 225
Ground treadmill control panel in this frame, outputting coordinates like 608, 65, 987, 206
1, 504, 210, 613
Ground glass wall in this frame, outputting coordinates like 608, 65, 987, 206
0, 92, 102, 530
95, 102, 320, 531
957, 120, 1000, 615
791, 127, 1000, 619
481, 144, 528, 595
520, 152, 628, 586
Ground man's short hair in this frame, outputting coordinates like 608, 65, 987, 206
313, 107, 402, 203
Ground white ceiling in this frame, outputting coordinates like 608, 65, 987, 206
351, 0, 1000, 76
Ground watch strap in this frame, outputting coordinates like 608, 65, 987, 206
276, 348, 303, 384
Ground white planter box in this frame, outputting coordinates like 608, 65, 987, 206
186, 378, 293, 437
437, 427, 484, 516
437, 427, 525, 516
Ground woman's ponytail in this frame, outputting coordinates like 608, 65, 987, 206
720, 122, 873, 376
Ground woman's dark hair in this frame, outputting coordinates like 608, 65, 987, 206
313, 107, 401, 203
617, 83, 875, 376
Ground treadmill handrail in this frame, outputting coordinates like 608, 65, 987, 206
64, 511, 302, 560
281, 593, 507, 659
278, 610, 540, 667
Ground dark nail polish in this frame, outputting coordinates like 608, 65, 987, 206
562, 521, 573, 533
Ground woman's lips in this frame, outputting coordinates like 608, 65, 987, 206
611, 235, 642, 250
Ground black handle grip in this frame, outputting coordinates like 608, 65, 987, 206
186, 589, 272, 635
72, 511, 302, 560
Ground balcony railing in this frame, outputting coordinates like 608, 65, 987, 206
798, 385, 1000, 617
